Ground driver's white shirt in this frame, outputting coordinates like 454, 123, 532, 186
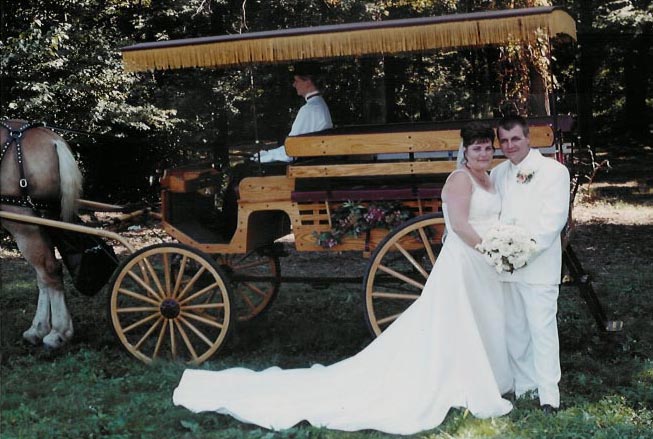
258, 91, 332, 163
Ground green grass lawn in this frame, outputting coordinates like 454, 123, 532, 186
1, 197, 652, 438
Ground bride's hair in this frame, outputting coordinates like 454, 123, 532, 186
460, 122, 495, 147
457, 122, 496, 168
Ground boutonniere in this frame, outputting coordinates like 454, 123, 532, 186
516, 169, 535, 184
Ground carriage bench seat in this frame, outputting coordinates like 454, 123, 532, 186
285, 116, 570, 179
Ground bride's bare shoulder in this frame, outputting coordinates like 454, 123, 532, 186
442, 170, 473, 200
445, 169, 473, 185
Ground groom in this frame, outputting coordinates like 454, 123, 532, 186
491, 115, 570, 412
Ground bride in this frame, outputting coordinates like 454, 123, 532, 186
173, 122, 514, 435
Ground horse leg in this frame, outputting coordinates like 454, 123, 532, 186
42, 284, 74, 349
23, 286, 52, 345
5, 221, 74, 348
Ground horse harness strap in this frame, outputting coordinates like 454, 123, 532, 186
0, 195, 59, 210
0, 120, 60, 213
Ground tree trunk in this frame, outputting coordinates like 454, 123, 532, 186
623, 31, 651, 139
359, 58, 385, 124
210, 1, 232, 167
0, 0, 18, 114
576, 0, 599, 149
416, 58, 431, 121
383, 56, 403, 123
529, 66, 550, 116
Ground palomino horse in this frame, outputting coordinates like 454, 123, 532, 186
1, 119, 82, 349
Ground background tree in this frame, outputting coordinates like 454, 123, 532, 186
594, 0, 652, 139
569, 0, 652, 148
1, 0, 651, 202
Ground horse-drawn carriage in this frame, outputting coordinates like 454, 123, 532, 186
0, 6, 621, 365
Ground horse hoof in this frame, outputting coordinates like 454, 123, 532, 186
22, 330, 44, 346
43, 332, 69, 350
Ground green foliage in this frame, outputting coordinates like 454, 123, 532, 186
2, 0, 650, 200
594, 1, 653, 33
566, 0, 653, 140
3, 1, 157, 130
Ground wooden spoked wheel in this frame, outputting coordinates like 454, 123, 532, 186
362, 213, 445, 337
109, 243, 233, 365
216, 249, 281, 322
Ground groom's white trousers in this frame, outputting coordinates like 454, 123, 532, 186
503, 282, 560, 407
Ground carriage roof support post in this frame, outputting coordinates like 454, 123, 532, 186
0, 211, 136, 254
546, 31, 577, 166
547, 36, 560, 153
249, 67, 260, 147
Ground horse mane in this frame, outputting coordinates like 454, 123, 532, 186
54, 138, 83, 221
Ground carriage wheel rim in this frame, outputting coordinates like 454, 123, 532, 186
109, 245, 232, 365
218, 252, 280, 322
364, 214, 444, 336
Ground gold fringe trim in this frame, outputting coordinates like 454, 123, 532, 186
123, 10, 576, 72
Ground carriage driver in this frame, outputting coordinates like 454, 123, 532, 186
254, 62, 333, 163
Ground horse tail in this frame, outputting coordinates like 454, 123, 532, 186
54, 139, 83, 222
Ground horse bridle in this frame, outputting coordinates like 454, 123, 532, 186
0, 120, 61, 213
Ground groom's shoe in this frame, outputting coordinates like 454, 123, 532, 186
501, 391, 516, 403
541, 404, 558, 415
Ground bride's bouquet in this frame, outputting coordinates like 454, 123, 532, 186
476, 224, 537, 274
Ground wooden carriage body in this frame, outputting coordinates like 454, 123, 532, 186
121, 5, 579, 259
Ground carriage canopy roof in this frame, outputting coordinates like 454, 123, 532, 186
121, 6, 576, 72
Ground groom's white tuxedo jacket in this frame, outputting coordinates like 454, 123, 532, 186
491, 149, 570, 286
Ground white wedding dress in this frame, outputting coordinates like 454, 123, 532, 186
173, 170, 513, 435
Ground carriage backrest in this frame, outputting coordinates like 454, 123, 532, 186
285, 116, 573, 179
285, 119, 557, 158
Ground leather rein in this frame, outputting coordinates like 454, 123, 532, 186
0, 120, 61, 214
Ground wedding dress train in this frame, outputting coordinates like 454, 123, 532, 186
173, 171, 513, 435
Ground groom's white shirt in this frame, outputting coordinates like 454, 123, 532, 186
491, 149, 570, 285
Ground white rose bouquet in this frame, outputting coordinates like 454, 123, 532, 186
475, 224, 537, 273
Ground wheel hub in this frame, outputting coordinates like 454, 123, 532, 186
160, 298, 181, 319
